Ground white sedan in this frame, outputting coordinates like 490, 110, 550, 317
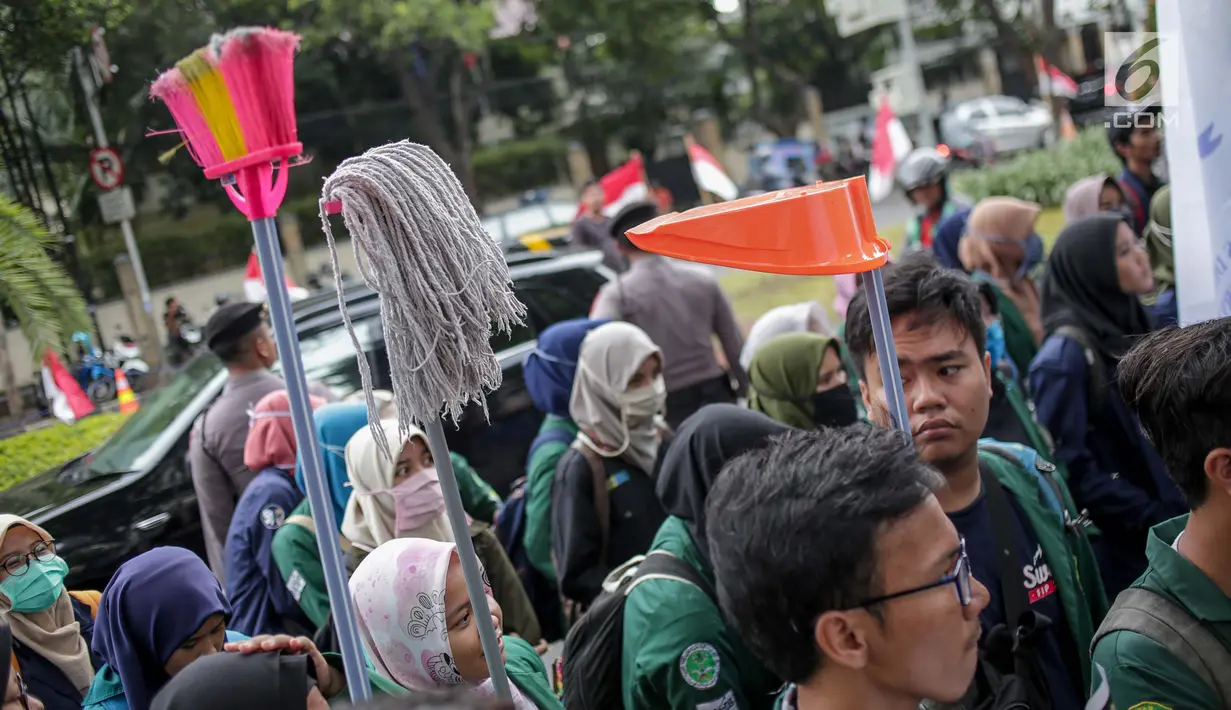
940, 95, 1055, 155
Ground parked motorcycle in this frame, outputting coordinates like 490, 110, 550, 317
71, 331, 151, 404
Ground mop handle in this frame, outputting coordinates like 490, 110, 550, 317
424, 420, 513, 700
251, 217, 373, 701
862, 268, 912, 433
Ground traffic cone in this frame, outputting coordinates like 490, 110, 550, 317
115, 370, 139, 415
1059, 107, 1078, 143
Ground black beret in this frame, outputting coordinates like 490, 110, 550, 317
608, 200, 659, 240
204, 302, 265, 352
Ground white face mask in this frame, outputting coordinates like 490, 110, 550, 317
619, 376, 667, 421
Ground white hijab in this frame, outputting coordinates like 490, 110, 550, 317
340, 419, 454, 552
570, 322, 664, 472
739, 301, 833, 371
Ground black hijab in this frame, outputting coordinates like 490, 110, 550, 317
1041, 214, 1153, 359
151, 652, 315, 710
655, 404, 791, 561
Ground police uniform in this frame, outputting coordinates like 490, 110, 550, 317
1091, 516, 1231, 710
188, 302, 333, 580
622, 516, 780, 710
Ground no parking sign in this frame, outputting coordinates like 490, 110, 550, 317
88, 147, 124, 190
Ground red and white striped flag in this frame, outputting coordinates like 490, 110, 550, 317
1036, 56, 1078, 98
243, 251, 309, 304
868, 97, 914, 203
686, 137, 739, 202
582, 154, 650, 218
42, 349, 93, 424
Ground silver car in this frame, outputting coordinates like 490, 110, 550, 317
940, 95, 1054, 155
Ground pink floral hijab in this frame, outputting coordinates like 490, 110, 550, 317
349, 538, 532, 707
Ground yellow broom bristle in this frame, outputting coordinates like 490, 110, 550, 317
177, 49, 248, 161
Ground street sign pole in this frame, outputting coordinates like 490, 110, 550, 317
897, 13, 937, 148
73, 47, 153, 316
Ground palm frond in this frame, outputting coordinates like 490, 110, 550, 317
0, 194, 91, 364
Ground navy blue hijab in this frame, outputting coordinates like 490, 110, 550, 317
932, 207, 972, 271
524, 318, 609, 417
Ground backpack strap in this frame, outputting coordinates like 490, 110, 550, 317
572, 441, 611, 566
1053, 324, 1107, 423
1092, 587, 1231, 705
625, 551, 715, 602
980, 466, 1029, 630
526, 426, 577, 468
67, 590, 101, 619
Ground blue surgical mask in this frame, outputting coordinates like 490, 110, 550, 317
1020, 233, 1044, 280
0, 556, 69, 613
985, 320, 1007, 370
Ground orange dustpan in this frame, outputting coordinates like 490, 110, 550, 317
628, 175, 911, 432
626, 176, 890, 275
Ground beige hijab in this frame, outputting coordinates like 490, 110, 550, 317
0, 516, 94, 693
960, 197, 1045, 345
340, 419, 454, 553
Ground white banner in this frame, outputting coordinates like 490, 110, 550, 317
830, 0, 907, 38
1157, 3, 1229, 325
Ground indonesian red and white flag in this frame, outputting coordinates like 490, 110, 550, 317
42, 349, 93, 424
1036, 57, 1078, 98
243, 251, 309, 303
687, 139, 739, 202
585, 154, 650, 218
868, 97, 914, 203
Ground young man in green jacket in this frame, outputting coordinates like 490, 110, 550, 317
1091, 319, 1231, 709
845, 252, 1108, 709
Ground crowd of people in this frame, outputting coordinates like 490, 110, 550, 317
0, 113, 1224, 710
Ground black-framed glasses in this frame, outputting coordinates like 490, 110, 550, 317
856, 537, 972, 608
1, 540, 56, 578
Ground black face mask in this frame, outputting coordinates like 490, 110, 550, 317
811, 385, 859, 428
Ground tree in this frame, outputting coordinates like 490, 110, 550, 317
0, 194, 91, 419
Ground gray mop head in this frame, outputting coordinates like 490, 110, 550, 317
319, 141, 527, 459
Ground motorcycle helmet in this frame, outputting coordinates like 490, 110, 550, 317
897, 147, 951, 192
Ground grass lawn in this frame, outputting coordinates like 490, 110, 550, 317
0, 412, 130, 491
722, 207, 1065, 329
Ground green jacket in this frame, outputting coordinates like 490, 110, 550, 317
905, 200, 961, 252
1091, 515, 1231, 710
978, 442, 1109, 692
524, 415, 578, 581
367, 635, 561, 709
622, 516, 780, 710
271, 452, 502, 630
998, 371, 1057, 466
974, 276, 1038, 379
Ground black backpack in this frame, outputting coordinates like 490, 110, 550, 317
561, 551, 714, 710
1052, 325, 1107, 425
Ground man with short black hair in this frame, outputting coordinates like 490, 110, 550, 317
570, 179, 626, 273
591, 200, 748, 428
844, 252, 1107, 709
1108, 110, 1165, 234
189, 302, 333, 580
707, 424, 988, 709
1092, 318, 1231, 709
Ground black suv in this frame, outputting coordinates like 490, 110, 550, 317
0, 251, 612, 590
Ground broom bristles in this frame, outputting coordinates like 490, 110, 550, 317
150, 68, 225, 169
217, 27, 300, 153
178, 48, 248, 161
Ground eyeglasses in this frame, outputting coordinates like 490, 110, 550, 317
855, 537, 973, 608
1, 540, 56, 578
7, 672, 29, 710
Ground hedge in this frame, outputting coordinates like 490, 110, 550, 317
472, 136, 566, 199
0, 412, 129, 491
951, 126, 1122, 208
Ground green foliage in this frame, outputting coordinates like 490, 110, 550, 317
0, 195, 93, 362
304, 0, 495, 51
0, 412, 128, 491
951, 128, 1122, 208
472, 137, 565, 199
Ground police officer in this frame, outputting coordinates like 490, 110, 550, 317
189, 302, 333, 580
590, 201, 748, 429
1092, 319, 1231, 709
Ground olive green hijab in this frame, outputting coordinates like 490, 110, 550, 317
748, 332, 837, 429
1143, 185, 1173, 304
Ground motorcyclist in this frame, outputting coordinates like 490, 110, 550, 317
899, 147, 965, 252
164, 297, 199, 366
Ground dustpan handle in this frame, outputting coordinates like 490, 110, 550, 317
861, 268, 911, 433
251, 218, 373, 701
424, 420, 514, 700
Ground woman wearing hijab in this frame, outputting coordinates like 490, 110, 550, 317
958, 196, 1046, 376
622, 405, 788, 709
343, 420, 541, 643
551, 321, 669, 609
1141, 186, 1176, 328
931, 206, 972, 271
349, 538, 560, 708
224, 390, 322, 638
1028, 214, 1186, 597
151, 640, 344, 710
738, 302, 833, 372
0, 517, 100, 710
83, 547, 247, 710
521, 318, 609, 584
747, 333, 858, 430
1063, 174, 1127, 223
